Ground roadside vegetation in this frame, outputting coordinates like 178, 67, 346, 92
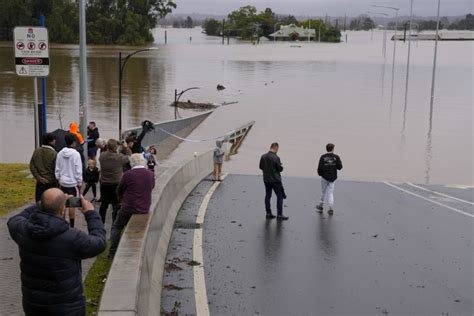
0, 164, 34, 216
84, 242, 112, 316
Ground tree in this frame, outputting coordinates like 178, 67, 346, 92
301, 19, 326, 40
184, 16, 193, 28
227, 5, 258, 38
449, 14, 474, 30
203, 18, 221, 36
350, 15, 375, 31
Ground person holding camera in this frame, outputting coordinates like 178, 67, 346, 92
7, 188, 106, 316
55, 134, 83, 228
124, 120, 155, 154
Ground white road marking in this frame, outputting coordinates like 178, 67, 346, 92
194, 174, 228, 316
406, 182, 474, 206
383, 181, 474, 218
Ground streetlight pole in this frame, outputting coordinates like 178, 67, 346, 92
174, 87, 200, 119
118, 48, 157, 139
403, 0, 415, 129
430, 0, 441, 111
372, 5, 400, 109
79, 0, 88, 155
367, 11, 389, 57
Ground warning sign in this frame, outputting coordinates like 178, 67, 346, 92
14, 27, 49, 77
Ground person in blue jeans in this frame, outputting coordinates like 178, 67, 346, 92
259, 143, 289, 220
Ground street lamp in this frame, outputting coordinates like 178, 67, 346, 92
174, 87, 200, 119
118, 47, 157, 139
366, 11, 389, 57
273, 22, 282, 42
372, 5, 400, 111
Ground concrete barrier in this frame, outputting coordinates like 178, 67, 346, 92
98, 150, 213, 316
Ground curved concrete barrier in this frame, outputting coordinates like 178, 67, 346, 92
98, 150, 213, 316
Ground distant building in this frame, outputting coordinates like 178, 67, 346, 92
269, 24, 316, 41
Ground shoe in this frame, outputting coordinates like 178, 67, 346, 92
316, 204, 323, 213
328, 209, 334, 216
266, 214, 276, 219
276, 215, 289, 221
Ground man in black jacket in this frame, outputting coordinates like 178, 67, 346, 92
259, 143, 289, 220
7, 189, 106, 316
316, 143, 343, 215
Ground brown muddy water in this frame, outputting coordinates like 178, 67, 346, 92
0, 28, 472, 185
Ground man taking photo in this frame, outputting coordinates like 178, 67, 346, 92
7, 189, 106, 315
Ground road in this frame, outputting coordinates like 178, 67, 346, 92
161, 175, 473, 316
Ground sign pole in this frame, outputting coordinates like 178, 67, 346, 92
33, 77, 40, 148
79, 0, 88, 156
40, 15, 47, 133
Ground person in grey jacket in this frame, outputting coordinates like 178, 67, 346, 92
259, 142, 288, 220
213, 140, 225, 181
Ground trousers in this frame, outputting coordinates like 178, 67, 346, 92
264, 181, 284, 216
320, 178, 335, 209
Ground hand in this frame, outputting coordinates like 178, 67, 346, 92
38, 176, 48, 184
79, 195, 94, 214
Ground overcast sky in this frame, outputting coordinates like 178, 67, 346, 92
173, 0, 473, 16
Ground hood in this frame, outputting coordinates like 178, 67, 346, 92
26, 206, 69, 241
60, 147, 77, 159
69, 122, 79, 133
216, 140, 222, 148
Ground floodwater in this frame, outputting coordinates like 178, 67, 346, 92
0, 28, 472, 185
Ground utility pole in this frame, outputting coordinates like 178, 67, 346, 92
344, 15, 347, 32
79, 0, 88, 155
222, 19, 225, 45
404, 0, 415, 123
430, 0, 441, 111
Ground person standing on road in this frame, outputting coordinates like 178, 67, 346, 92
99, 139, 131, 224
55, 134, 83, 227
316, 143, 343, 215
7, 189, 105, 316
259, 142, 288, 220
108, 154, 155, 258
213, 140, 225, 181
30, 133, 58, 202
87, 121, 100, 158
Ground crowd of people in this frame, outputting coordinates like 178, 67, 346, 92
8, 120, 158, 315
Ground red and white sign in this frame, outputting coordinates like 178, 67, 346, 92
14, 27, 49, 77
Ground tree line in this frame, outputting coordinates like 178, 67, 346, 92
0, 0, 176, 45
203, 5, 342, 42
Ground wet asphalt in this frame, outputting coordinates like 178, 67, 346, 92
162, 175, 473, 316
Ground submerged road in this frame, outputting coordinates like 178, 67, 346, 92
161, 175, 473, 316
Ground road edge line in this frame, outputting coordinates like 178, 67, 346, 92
383, 181, 473, 218
193, 174, 228, 316
406, 182, 474, 206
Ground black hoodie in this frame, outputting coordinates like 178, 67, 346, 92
7, 204, 106, 315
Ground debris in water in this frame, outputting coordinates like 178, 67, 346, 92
372, 234, 378, 238
217, 84, 226, 91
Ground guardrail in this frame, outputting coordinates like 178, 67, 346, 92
226, 121, 255, 159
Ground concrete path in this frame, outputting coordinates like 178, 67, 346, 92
162, 175, 473, 316
0, 200, 112, 316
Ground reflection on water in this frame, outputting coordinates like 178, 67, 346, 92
261, 220, 284, 277
317, 216, 336, 260
0, 28, 472, 185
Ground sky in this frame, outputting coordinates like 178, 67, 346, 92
172, 0, 473, 17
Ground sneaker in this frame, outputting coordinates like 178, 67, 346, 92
316, 204, 324, 213
276, 215, 289, 221
266, 214, 276, 219
328, 209, 334, 216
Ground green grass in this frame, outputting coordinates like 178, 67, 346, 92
0, 164, 35, 216
84, 242, 113, 316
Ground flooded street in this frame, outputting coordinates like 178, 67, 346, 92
0, 28, 472, 185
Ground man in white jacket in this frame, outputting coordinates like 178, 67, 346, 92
55, 134, 83, 227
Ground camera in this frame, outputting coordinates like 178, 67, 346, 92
65, 197, 82, 208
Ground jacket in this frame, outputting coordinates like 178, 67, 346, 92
317, 153, 343, 182
99, 150, 130, 185
55, 147, 83, 187
213, 140, 225, 164
259, 151, 283, 183
69, 123, 84, 144
87, 128, 99, 149
29, 145, 57, 184
118, 167, 155, 214
7, 204, 106, 316
84, 167, 100, 184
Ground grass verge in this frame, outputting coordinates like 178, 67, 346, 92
0, 164, 35, 216
84, 242, 113, 316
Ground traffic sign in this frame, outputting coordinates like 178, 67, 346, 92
14, 27, 49, 77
